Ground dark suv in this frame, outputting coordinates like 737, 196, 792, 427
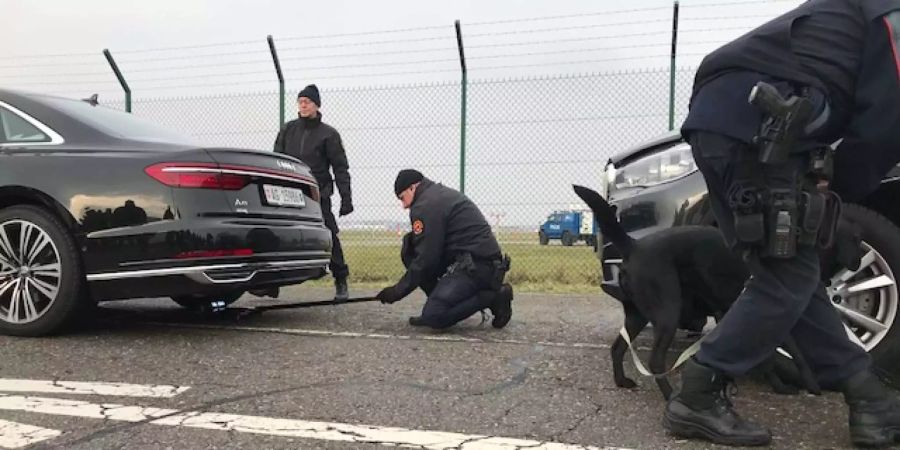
599, 131, 900, 376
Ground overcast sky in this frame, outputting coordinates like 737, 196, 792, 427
2, 0, 802, 97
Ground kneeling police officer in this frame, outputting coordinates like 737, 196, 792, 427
376, 169, 513, 330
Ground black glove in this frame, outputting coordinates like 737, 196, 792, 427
339, 201, 354, 217
376, 286, 402, 304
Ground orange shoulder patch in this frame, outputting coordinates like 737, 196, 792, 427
412, 219, 424, 235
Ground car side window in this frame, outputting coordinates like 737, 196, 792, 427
0, 107, 50, 144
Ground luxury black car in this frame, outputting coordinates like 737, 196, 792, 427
0, 89, 333, 336
599, 131, 900, 376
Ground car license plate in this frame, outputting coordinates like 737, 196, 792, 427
263, 184, 305, 208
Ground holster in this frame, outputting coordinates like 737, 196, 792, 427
738, 82, 842, 259
748, 81, 815, 165
490, 254, 512, 291
446, 253, 510, 292
727, 146, 840, 259
446, 253, 478, 277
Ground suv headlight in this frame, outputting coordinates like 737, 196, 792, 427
612, 143, 697, 190
599, 160, 615, 199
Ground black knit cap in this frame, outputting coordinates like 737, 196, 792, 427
394, 169, 424, 196
298, 84, 321, 107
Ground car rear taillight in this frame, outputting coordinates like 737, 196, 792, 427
175, 248, 254, 259
145, 163, 252, 191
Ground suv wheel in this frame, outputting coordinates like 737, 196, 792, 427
827, 204, 900, 376
561, 231, 574, 246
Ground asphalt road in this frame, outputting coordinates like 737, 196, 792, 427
0, 286, 860, 449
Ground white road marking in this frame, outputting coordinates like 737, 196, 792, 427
0, 395, 177, 422
0, 395, 631, 450
0, 419, 61, 449
0, 379, 189, 398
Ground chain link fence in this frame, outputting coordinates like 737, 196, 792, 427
101, 67, 697, 293
10, 1, 806, 293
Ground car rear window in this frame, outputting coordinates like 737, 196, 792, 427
40, 97, 197, 145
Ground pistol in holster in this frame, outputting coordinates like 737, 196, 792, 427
748, 81, 815, 165
446, 253, 475, 276
738, 82, 842, 259
490, 254, 512, 291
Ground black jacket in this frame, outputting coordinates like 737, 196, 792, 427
274, 113, 351, 202
685, 0, 900, 201
393, 179, 502, 297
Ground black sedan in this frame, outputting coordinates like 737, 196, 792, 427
599, 132, 900, 376
0, 89, 332, 336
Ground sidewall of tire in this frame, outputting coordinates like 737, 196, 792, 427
0, 206, 85, 336
842, 203, 900, 379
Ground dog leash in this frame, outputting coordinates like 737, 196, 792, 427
619, 326, 705, 379
619, 326, 794, 379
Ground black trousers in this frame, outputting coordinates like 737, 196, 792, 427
320, 195, 348, 279
405, 258, 496, 329
689, 131, 870, 388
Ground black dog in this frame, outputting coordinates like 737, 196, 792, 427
573, 185, 860, 400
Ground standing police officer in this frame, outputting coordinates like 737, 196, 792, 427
274, 84, 353, 301
673, 0, 900, 447
376, 169, 513, 330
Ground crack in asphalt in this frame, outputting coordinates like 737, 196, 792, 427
47, 378, 187, 398
29, 378, 360, 450
394, 365, 528, 399
91, 307, 617, 351
20, 312, 611, 449
550, 404, 604, 442
391, 348, 538, 400
498, 398, 526, 422
0, 420, 59, 441
451, 435, 490, 449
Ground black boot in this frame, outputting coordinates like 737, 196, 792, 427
334, 277, 349, 302
408, 316, 427, 327
663, 358, 771, 446
842, 370, 900, 447
490, 283, 513, 329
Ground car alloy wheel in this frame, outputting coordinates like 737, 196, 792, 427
826, 240, 899, 352
0, 219, 63, 325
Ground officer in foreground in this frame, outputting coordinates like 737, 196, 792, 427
274, 84, 353, 301
375, 169, 513, 330
673, 0, 900, 447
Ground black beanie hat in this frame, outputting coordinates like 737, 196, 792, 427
394, 169, 424, 196
298, 84, 321, 107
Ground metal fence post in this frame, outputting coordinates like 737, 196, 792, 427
668, 0, 680, 131
103, 49, 131, 113
267, 35, 285, 127
455, 20, 468, 194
